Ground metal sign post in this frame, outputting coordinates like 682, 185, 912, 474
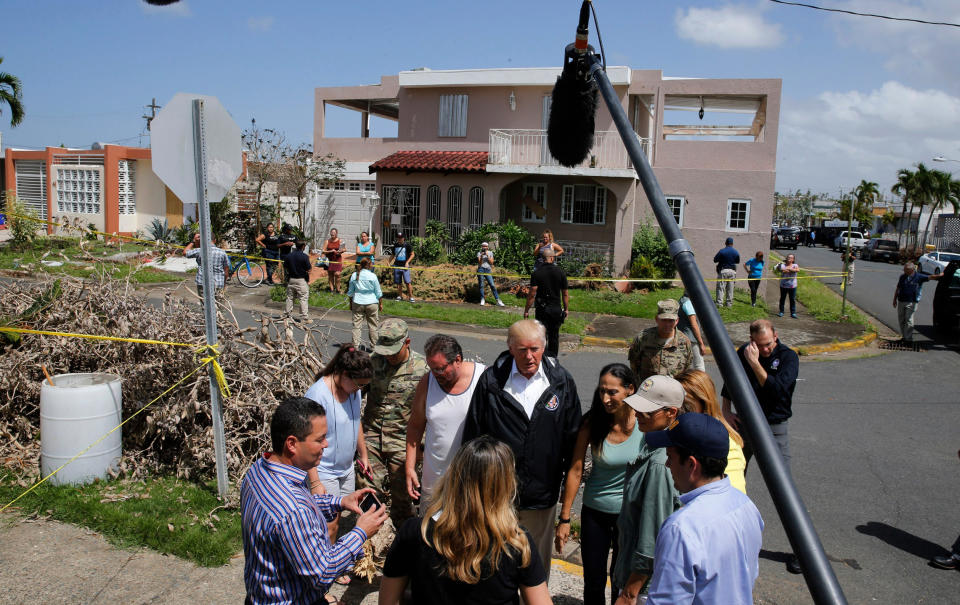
151, 93, 242, 500
191, 99, 229, 499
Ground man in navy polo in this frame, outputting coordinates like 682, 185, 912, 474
644, 413, 764, 604
713, 237, 740, 307
893, 261, 943, 341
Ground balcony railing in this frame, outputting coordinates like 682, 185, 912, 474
488, 129, 650, 171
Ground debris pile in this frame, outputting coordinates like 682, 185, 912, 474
0, 274, 330, 487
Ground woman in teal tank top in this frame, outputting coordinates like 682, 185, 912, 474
555, 363, 640, 605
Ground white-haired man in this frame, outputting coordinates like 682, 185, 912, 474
462, 319, 582, 583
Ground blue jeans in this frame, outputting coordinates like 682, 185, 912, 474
262, 249, 280, 282
477, 269, 500, 302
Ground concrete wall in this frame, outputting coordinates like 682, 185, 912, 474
127, 158, 167, 233
306, 190, 378, 253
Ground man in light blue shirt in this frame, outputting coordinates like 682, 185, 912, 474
644, 413, 764, 605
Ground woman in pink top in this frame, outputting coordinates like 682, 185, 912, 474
776, 253, 799, 318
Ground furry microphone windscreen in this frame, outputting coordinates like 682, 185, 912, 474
547, 61, 598, 168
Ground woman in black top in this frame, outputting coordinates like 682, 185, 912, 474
255, 223, 281, 284
379, 437, 551, 605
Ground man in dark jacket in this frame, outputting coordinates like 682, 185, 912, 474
283, 240, 313, 320
720, 318, 801, 574
462, 319, 582, 584
713, 237, 740, 307
524, 247, 568, 358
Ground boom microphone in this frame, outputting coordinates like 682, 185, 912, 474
547, 0, 599, 168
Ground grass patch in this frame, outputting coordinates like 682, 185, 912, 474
0, 473, 241, 567
795, 272, 873, 328
567, 287, 767, 323
271, 286, 590, 335
0, 237, 179, 284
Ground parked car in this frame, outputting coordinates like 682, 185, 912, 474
860, 239, 900, 263
770, 227, 800, 250
932, 261, 960, 340
832, 231, 868, 251
918, 251, 960, 275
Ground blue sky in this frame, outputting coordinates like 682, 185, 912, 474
2, 0, 959, 195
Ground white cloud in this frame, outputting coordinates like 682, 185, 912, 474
777, 81, 960, 193
824, 1, 960, 93
247, 16, 275, 32
140, 0, 192, 17
675, 4, 784, 48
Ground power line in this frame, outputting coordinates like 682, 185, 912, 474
767, 0, 960, 28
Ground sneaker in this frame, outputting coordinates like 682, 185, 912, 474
480, 299, 486, 306
396, 296, 403, 301
930, 553, 960, 570
778, 312, 784, 317
408, 297, 417, 303
496, 300, 505, 307
791, 313, 798, 319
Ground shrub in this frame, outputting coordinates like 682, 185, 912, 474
6, 195, 39, 249
449, 221, 537, 275
557, 253, 610, 279
411, 219, 449, 264
630, 220, 675, 289
146, 218, 174, 242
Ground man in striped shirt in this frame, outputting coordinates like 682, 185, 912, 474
241, 397, 387, 604
184, 235, 232, 298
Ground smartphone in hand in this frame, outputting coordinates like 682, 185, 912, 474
359, 492, 382, 513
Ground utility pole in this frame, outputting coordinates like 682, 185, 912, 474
142, 97, 161, 131
841, 189, 853, 317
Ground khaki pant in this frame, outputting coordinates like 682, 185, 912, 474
285, 278, 309, 317
351, 301, 380, 347
716, 268, 736, 306
518, 505, 557, 584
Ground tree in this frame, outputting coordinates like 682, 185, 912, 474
241, 119, 288, 230
921, 170, 960, 247
891, 168, 915, 247
0, 57, 25, 127
279, 145, 345, 235
838, 180, 877, 231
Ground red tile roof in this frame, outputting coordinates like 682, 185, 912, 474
369, 150, 488, 174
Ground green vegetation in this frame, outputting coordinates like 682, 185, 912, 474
0, 237, 179, 283
567, 287, 767, 323
629, 221, 675, 288
448, 221, 538, 275
410, 219, 450, 265
0, 474, 241, 566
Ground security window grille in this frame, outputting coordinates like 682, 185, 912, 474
726, 199, 750, 232
118, 160, 136, 215
55, 166, 102, 215
666, 196, 684, 226
447, 186, 463, 240
380, 185, 421, 243
469, 187, 484, 230
334, 182, 345, 191
522, 183, 547, 223
426, 185, 441, 221
14, 160, 47, 219
349, 182, 361, 191
438, 94, 468, 137
561, 184, 607, 225
364, 183, 376, 192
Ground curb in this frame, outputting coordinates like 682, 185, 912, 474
795, 330, 877, 355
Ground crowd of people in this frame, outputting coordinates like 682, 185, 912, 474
240, 308, 800, 604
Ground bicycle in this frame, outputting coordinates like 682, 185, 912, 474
227, 253, 266, 288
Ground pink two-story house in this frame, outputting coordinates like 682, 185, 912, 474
314, 67, 780, 277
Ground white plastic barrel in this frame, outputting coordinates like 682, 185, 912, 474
40, 373, 123, 485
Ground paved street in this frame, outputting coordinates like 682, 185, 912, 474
791, 244, 937, 338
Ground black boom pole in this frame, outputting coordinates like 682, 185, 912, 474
585, 56, 848, 605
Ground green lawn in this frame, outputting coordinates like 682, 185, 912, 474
0, 237, 179, 284
0, 474, 241, 566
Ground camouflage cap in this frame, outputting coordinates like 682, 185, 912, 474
374, 318, 409, 355
656, 298, 680, 320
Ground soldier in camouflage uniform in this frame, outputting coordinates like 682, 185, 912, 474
627, 298, 694, 381
362, 318, 428, 528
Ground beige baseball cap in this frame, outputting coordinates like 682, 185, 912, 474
624, 375, 685, 413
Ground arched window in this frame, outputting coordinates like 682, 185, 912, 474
446, 186, 463, 241
468, 187, 484, 230
426, 185, 441, 221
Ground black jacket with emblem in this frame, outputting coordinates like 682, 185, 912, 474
462, 350, 582, 510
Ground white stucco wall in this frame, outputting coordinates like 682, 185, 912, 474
131, 158, 168, 233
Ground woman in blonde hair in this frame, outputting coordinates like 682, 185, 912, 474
675, 369, 747, 493
379, 436, 551, 605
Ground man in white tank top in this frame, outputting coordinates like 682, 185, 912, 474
404, 334, 485, 506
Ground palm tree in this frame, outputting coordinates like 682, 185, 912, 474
891, 168, 914, 247
849, 179, 879, 230
0, 57, 25, 127
921, 170, 960, 247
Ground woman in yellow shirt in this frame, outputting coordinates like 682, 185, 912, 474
675, 370, 747, 493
